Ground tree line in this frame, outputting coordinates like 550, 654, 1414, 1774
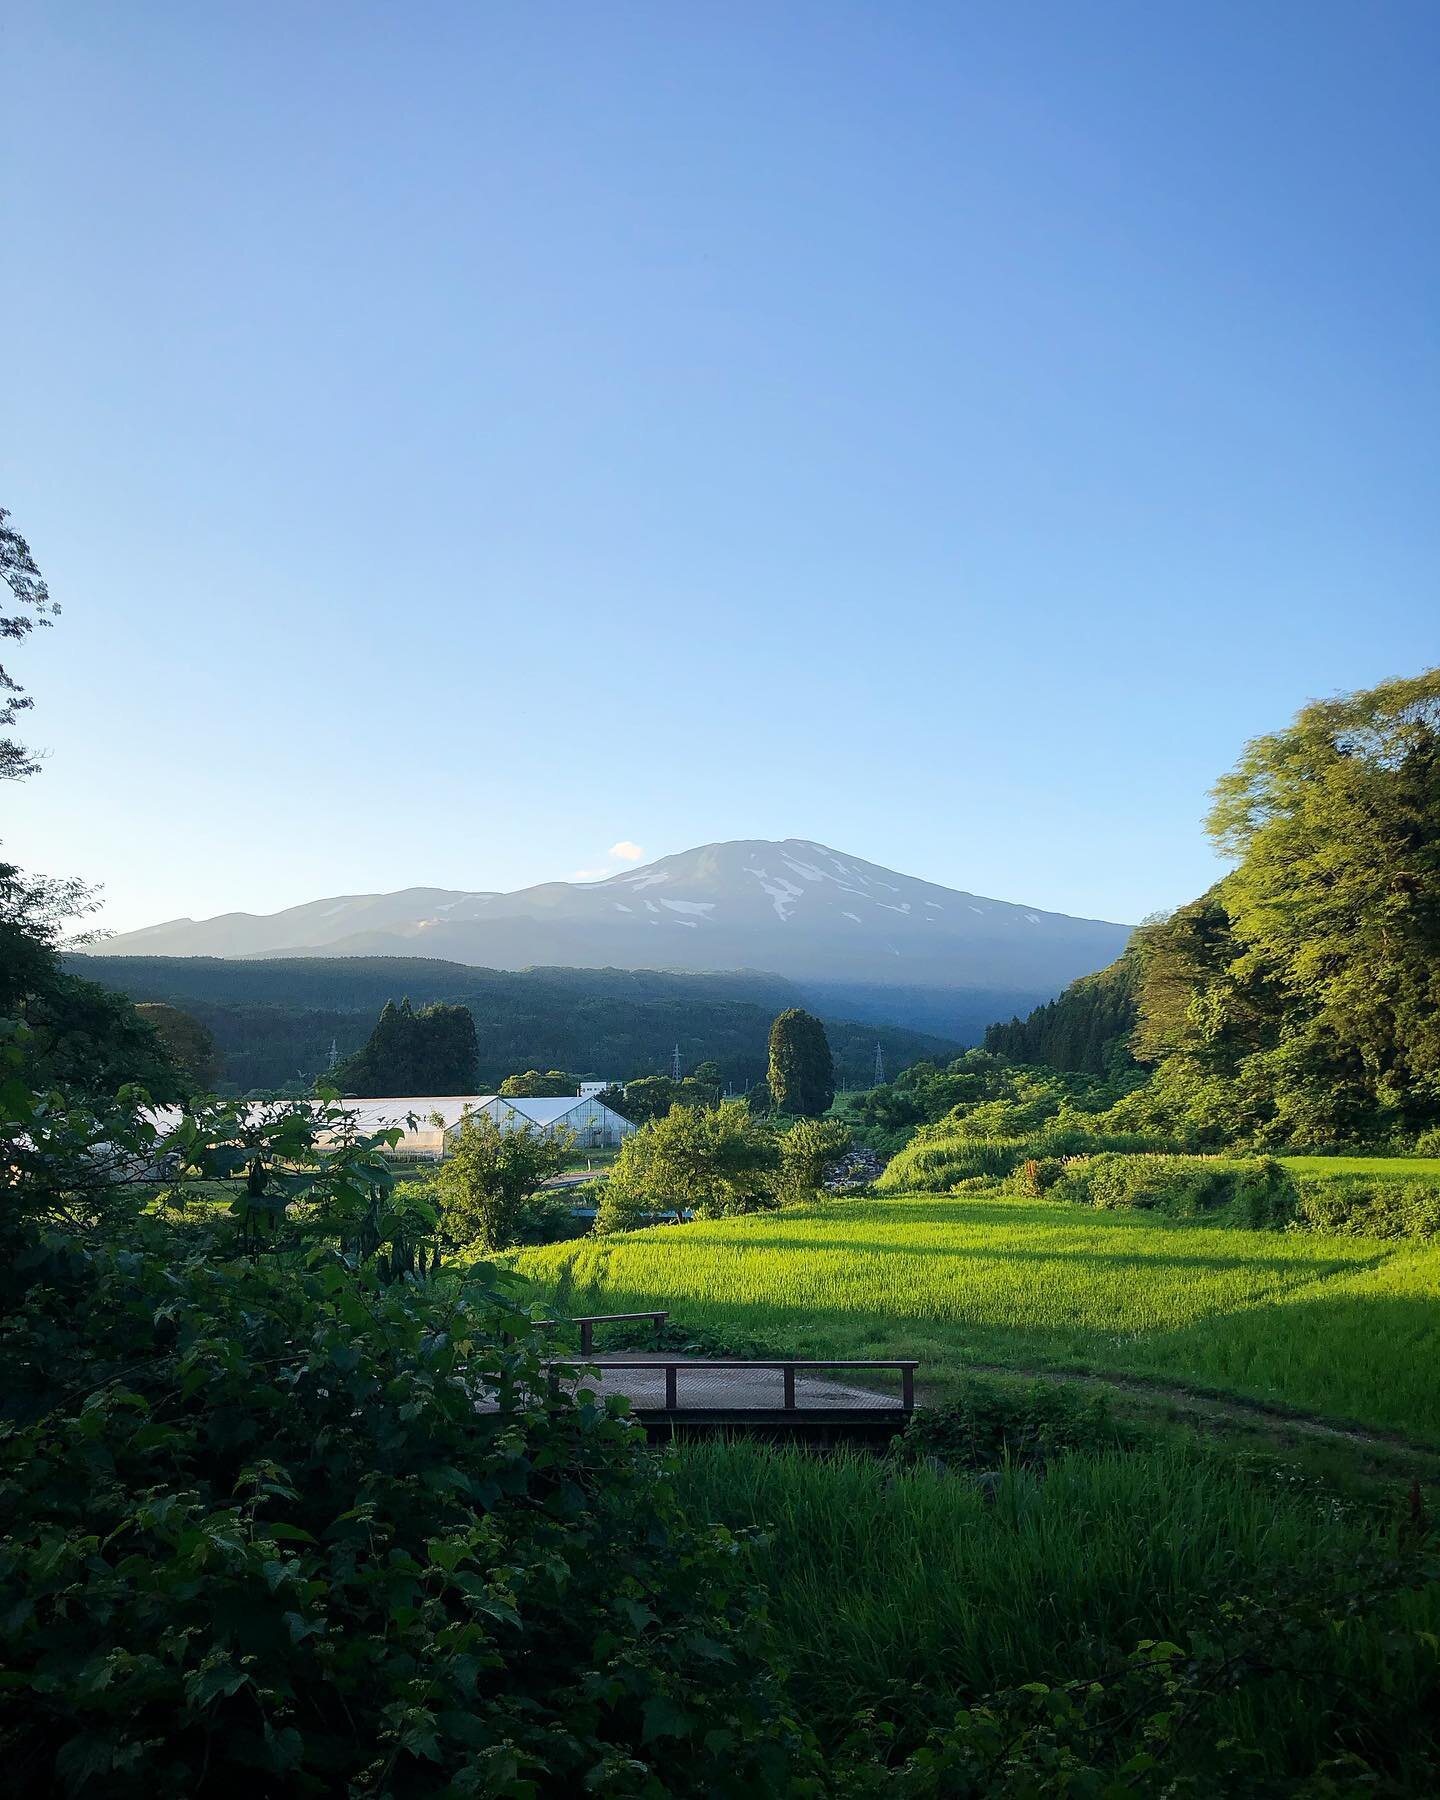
68, 953, 959, 1096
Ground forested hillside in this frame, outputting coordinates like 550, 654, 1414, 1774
979, 670, 1440, 1149
67, 954, 959, 1094
984, 954, 1139, 1075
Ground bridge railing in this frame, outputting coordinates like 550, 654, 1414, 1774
557, 1357, 918, 1413
531, 1310, 669, 1355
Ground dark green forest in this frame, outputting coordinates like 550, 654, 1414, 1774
66, 954, 959, 1095
984, 955, 1139, 1076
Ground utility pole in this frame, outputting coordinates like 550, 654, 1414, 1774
873, 1041, 885, 1087
672, 1042, 682, 1081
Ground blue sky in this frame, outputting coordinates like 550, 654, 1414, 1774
4, 1, 1436, 934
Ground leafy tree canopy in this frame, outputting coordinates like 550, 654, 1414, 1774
430, 1111, 573, 1252
1, 860, 182, 1101
135, 1003, 221, 1093
604, 1071, 728, 1124
774, 1116, 852, 1208
1127, 669, 1440, 1146
596, 1100, 778, 1231
0, 507, 59, 782
499, 1067, 578, 1096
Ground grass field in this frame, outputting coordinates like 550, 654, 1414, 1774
511, 1191, 1440, 1440
670, 1440, 1440, 1769
510, 1179, 1440, 1781
1280, 1156, 1440, 1178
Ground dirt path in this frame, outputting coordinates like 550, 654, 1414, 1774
959, 1358, 1440, 1463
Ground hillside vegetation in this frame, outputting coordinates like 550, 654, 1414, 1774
984, 953, 1140, 1075
979, 670, 1440, 1156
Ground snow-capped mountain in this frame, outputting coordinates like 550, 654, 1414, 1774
97, 839, 1130, 999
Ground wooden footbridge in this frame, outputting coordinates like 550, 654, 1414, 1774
533, 1311, 919, 1441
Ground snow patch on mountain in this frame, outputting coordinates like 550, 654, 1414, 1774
747, 868, 805, 921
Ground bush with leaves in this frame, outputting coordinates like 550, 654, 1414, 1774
0, 1055, 814, 1795
774, 1117, 852, 1208
595, 1101, 778, 1233
894, 1379, 1129, 1473
431, 1111, 574, 1254
828, 1552, 1440, 1796
1292, 1172, 1440, 1239
0, 1241, 815, 1794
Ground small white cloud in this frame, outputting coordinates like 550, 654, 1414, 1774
608, 840, 645, 862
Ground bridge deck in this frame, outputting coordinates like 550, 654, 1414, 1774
557, 1353, 907, 1412
490, 1316, 920, 1438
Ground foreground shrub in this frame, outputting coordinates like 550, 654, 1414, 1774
0, 1232, 807, 1796
1046, 1153, 1297, 1227
675, 1442, 1440, 1793
894, 1378, 1129, 1470
876, 1127, 1164, 1194
1293, 1174, 1440, 1239
828, 1563, 1440, 1796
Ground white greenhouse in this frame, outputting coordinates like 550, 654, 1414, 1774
144, 1092, 636, 1164
453, 1094, 635, 1151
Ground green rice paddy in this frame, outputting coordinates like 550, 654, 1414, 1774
671, 1440, 1440, 1761
512, 1191, 1440, 1439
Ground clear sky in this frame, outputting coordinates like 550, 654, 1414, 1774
4, 1, 1436, 934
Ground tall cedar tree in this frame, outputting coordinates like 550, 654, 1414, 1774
767, 1008, 835, 1117
333, 998, 479, 1095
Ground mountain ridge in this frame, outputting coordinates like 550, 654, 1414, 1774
97, 838, 1131, 1000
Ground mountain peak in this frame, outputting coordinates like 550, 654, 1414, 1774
95, 838, 1129, 994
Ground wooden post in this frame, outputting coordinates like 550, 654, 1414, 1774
664, 1363, 678, 1410
580, 1319, 594, 1356
901, 1365, 915, 1412
652, 1312, 664, 1346
783, 1365, 796, 1411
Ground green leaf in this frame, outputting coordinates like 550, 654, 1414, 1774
55, 1734, 114, 1792
641, 1696, 694, 1744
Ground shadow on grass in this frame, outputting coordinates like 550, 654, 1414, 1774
667, 1232, 1385, 1279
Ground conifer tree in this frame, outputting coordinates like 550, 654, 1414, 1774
767, 1008, 835, 1117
